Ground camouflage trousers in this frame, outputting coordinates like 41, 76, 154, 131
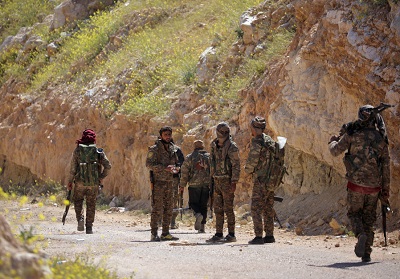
251, 180, 275, 237
150, 180, 174, 235
73, 183, 98, 227
347, 189, 379, 255
171, 177, 180, 224
214, 176, 235, 234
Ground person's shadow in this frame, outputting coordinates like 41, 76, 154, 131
309, 261, 376, 269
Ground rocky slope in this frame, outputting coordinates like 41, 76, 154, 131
0, 0, 399, 233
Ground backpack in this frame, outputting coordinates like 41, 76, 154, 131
78, 144, 100, 186
264, 136, 287, 191
189, 150, 210, 181
343, 128, 384, 177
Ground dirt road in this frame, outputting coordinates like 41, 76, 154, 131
2, 200, 400, 279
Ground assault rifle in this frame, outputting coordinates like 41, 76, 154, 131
150, 171, 155, 206
178, 186, 184, 220
380, 195, 391, 246
339, 102, 394, 137
172, 207, 191, 213
273, 196, 283, 229
209, 178, 215, 219
62, 183, 74, 225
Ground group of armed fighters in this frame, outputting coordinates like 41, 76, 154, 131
66, 103, 392, 263
145, 117, 286, 244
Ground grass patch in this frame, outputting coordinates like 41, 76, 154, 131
0, 0, 63, 42
50, 255, 133, 279
206, 29, 294, 118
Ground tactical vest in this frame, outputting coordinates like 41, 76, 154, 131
78, 144, 100, 186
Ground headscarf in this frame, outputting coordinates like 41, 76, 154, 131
216, 122, 230, 139
358, 105, 388, 143
76, 129, 96, 145
358, 105, 374, 121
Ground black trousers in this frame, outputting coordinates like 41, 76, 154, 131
188, 186, 209, 224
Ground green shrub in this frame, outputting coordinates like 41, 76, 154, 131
50, 255, 134, 279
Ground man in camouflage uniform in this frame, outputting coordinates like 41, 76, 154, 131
244, 116, 278, 244
67, 129, 111, 234
329, 105, 390, 262
146, 126, 180, 241
206, 122, 240, 242
180, 140, 211, 233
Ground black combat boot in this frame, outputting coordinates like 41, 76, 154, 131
355, 233, 367, 257
263, 235, 275, 243
362, 254, 371, 262
86, 225, 93, 234
248, 236, 264, 245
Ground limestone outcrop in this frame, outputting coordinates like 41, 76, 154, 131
0, 215, 50, 278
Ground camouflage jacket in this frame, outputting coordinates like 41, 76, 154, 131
146, 139, 181, 182
329, 127, 390, 191
210, 136, 240, 182
68, 144, 111, 185
180, 149, 211, 188
244, 133, 276, 183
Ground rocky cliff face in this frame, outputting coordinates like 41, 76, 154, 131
0, 0, 399, 231
238, 0, 400, 229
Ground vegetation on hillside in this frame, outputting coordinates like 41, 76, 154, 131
0, 0, 63, 42
0, 0, 294, 118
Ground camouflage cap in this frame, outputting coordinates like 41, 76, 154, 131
251, 116, 266, 130
193, 140, 204, 149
